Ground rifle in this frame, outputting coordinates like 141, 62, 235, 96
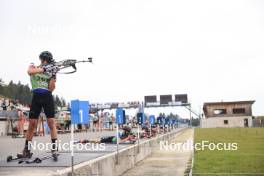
54, 57, 93, 74
37, 57, 93, 75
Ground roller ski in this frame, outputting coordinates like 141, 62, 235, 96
23, 152, 60, 164
7, 149, 33, 163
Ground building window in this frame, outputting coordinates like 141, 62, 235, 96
224, 120, 228, 125
213, 109, 227, 115
233, 108, 246, 114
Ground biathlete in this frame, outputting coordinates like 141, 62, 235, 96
75, 126, 137, 144
17, 51, 59, 161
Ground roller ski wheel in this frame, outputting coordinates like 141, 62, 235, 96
6, 155, 22, 162
7, 150, 33, 163
6, 155, 30, 163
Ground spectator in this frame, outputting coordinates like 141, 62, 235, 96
92, 113, 99, 132
1, 99, 8, 111
109, 113, 114, 131
10, 100, 16, 110
103, 112, 109, 130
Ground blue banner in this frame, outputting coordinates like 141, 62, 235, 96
165, 118, 170, 125
71, 100, 90, 124
149, 115, 155, 125
116, 108, 125, 124
137, 112, 146, 125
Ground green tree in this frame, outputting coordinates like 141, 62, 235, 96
0, 78, 66, 106
0, 79, 4, 96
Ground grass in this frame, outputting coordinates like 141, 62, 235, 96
192, 128, 264, 176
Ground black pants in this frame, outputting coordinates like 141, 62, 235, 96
100, 136, 115, 143
29, 92, 55, 119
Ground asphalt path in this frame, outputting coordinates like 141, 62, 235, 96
0, 128, 185, 176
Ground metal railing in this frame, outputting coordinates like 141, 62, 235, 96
0, 110, 18, 119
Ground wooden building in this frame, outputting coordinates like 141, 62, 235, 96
201, 101, 255, 128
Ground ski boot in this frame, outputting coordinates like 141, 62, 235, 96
17, 149, 33, 159
51, 150, 59, 162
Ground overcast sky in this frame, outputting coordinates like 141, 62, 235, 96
0, 0, 263, 117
